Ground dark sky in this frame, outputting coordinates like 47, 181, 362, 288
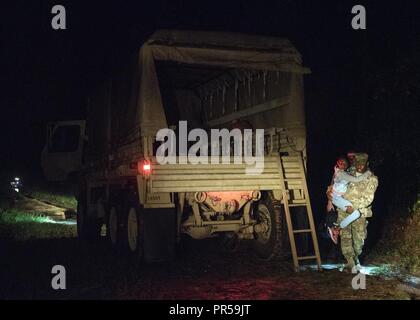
0, 0, 419, 177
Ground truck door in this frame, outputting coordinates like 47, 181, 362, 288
41, 120, 86, 181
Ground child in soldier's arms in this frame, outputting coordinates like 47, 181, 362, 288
326, 156, 372, 244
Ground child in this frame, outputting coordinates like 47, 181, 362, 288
326, 156, 371, 244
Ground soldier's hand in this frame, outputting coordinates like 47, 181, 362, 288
326, 185, 333, 201
346, 206, 354, 214
326, 200, 334, 212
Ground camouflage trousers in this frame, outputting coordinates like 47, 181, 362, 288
337, 209, 368, 264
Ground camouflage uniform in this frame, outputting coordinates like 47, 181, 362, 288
347, 165, 357, 177
346, 152, 357, 176
337, 153, 379, 267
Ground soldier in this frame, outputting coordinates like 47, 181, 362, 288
326, 156, 372, 244
346, 151, 357, 176
333, 153, 379, 272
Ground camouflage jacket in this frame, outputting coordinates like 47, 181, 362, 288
343, 170, 379, 218
347, 166, 357, 176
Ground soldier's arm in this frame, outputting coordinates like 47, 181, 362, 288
326, 185, 333, 200
350, 176, 379, 210
336, 170, 370, 183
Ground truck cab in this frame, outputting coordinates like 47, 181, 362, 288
41, 120, 86, 182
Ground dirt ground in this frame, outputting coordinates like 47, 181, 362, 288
0, 193, 417, 300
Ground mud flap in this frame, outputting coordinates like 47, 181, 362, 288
143, 208, 176, 262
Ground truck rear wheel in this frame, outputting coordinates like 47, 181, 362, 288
121, 207, 143, 259
252, 195, 286, 261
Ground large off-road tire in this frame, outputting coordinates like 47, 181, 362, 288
121, 207, 144, 259
253, 194, 287, 261
77, 201, 102, 242
107, 206, 120, 250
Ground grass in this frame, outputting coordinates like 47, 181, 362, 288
26, 189, 77, 210
369, 200, 420, 276
1, 208, 58, 224
0, 208, 77, 241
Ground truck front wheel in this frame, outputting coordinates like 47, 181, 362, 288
77, 201, 101, 242
252, 195, 287, 261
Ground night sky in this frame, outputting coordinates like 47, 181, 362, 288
1, 1, 419, 241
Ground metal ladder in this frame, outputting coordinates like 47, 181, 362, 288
279, 153, 322, 272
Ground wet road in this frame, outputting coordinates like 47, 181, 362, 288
0, 194, 417, 300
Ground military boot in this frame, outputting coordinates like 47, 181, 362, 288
355, 257, 362, 271
342, 258, 356, 273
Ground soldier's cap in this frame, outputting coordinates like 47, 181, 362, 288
355, 153, 369, 165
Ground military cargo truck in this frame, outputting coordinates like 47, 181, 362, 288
42, 30, 320, 267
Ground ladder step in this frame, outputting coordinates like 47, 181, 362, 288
281, 199, 307, 206
284, 173, 303, 178
290, 199, 307, 204
287, 203, 307, 207
297, 255, 317, 261
293, 229, 312, 234
282, 168, 301, 173
281, 156, 300, 162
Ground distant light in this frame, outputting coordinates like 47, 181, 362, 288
14, 177, 20, 181
14, 188, 19, 192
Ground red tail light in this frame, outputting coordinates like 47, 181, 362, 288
138, 161, 151, 175
143, 163, 151, 172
